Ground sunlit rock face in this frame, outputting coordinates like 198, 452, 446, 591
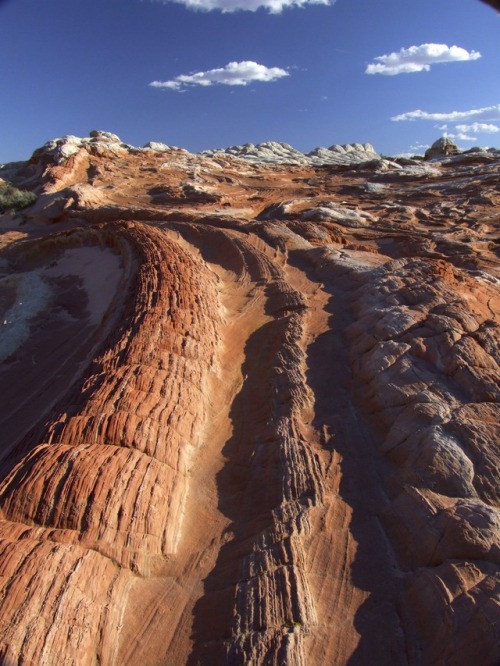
0, 132, 499, 665
424, 136, 461, 160
201, 141, 379, 166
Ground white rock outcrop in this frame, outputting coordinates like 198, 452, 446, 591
202, 141, 379, 166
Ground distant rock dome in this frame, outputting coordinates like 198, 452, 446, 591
424, 137, 461, 161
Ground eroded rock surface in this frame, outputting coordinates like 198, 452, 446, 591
201, 141, 379, 166
0, 132, 498, 665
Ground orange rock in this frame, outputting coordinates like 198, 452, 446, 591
0, 134, 498, 664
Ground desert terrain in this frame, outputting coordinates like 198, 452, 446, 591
0, 131, 498, 665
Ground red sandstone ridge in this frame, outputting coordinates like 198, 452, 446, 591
0, 132, 499, 665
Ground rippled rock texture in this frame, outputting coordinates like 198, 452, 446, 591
0, 133, 499, 665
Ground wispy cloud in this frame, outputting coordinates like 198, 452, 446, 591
154, 0, 333, 12
366, 43, 481, 76
444, 132, 477, 141
410, 142, 430, 152
437, 121, 500, 143
392, 105, 500, 145
455, 122, 500, 134
150, 61, 289, 92
391, 104, 500, 123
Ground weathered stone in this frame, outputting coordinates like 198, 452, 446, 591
0, 131, 498, 666
424, 136, 461, 160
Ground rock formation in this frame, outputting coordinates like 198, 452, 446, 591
201, 141, 378, 166
0, 132, 498, 665
424, 137, 461, 161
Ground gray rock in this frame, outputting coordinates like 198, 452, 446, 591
301, 202, 378, 227
89, 130, 122, 143
202, 141, 379, 166
424, 137, 461, 161
143, 141, 172, 152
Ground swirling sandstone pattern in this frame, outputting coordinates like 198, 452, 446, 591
0, 135, 498, 664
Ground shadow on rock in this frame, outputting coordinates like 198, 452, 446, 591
287, 249, 408, 665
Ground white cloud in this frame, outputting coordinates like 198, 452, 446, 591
391, 103, 500, 122
455, 122, 500, 134
366, 43, 481, 76
432, 121, 500, 144
410, 142, 430, 152
396, 141, 431, 158
154, 0, 332, 12
444, 132, 477, 142
150, 80, 184, 91
150, 61, 289, 92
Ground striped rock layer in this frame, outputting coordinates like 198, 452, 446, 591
0, 135, 498, 665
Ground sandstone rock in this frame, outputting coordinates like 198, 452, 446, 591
30, 135, 85, 164
301, 202, 378, 226
204, 140, 311, 165
424, 136, 461, 160
89, 130, 122, 143
202, 141, 380, 166
0, 131, 498, 666
143, 141, 172, 152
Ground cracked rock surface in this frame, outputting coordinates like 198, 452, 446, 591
0, 133, 499, 665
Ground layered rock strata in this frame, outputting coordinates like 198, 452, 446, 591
0, 132, 498, 665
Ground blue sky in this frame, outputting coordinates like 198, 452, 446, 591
0, 0, 498, 162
